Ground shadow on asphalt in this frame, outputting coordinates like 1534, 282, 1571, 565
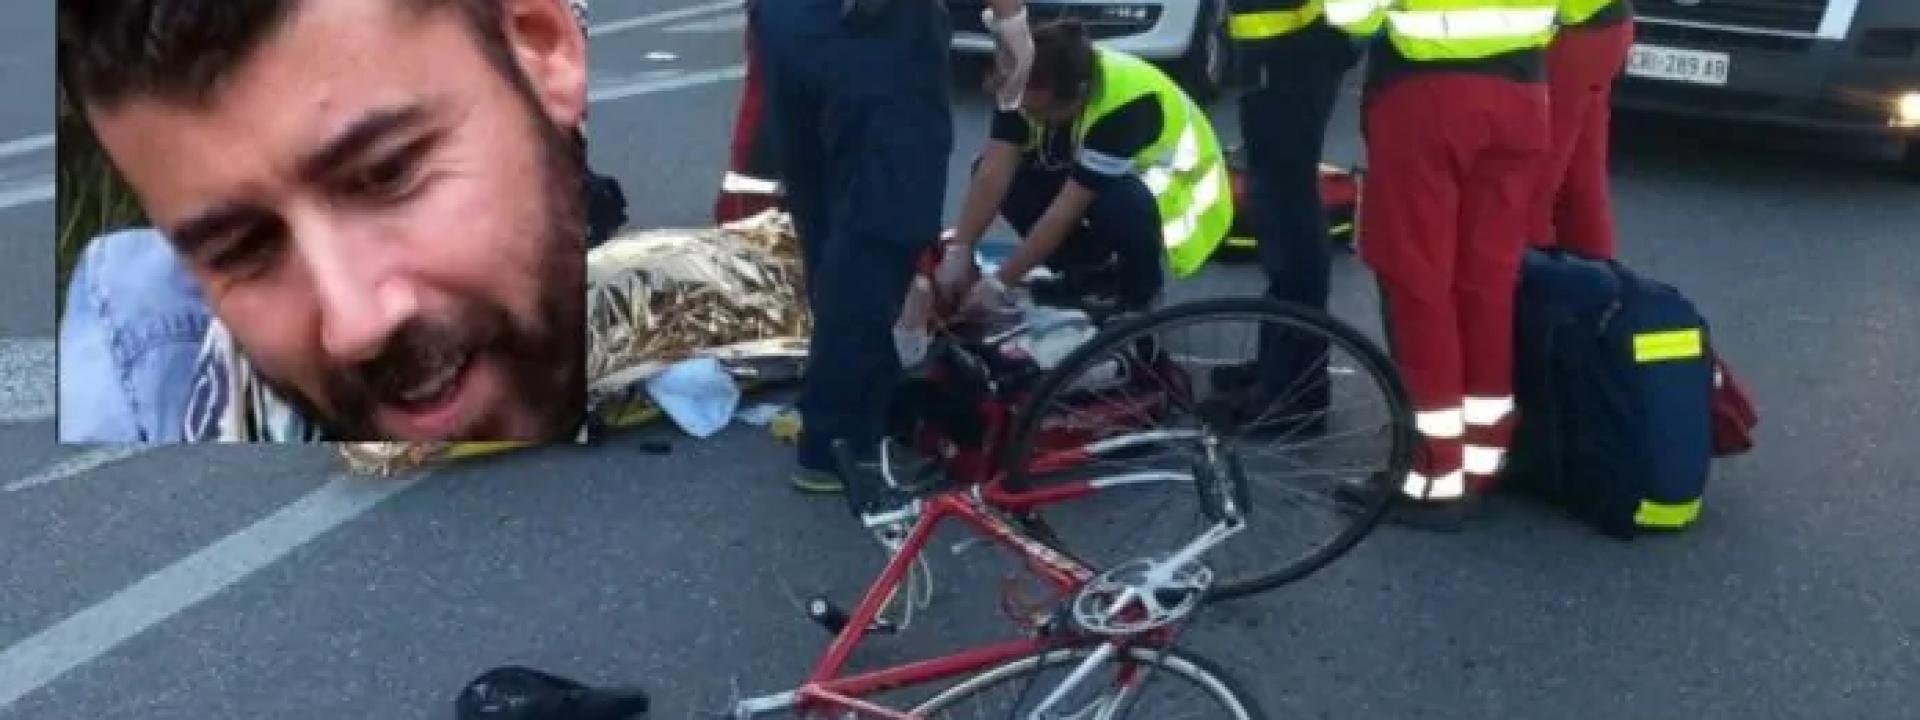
1611, 110, 1914, 187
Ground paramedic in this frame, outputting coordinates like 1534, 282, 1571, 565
752, 0, 1033, 499
1530, 0, 1634, 260
942, 20, 1235, 318
1326, 0, 1556, 530
1213, 0, 1363, 431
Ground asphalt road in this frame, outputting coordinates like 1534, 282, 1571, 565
4, 1, 1918, 718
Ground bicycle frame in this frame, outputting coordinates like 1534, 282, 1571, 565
729, 485, 1176, 719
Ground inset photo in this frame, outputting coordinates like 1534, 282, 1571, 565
54, 0, 592, 443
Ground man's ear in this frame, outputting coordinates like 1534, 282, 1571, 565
502, 0, 588, 131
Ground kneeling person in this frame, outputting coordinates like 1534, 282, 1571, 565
941, 21, 1233, 317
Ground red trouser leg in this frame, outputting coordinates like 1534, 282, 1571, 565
1459, 81, 1550, 492
1529, 21, 1633, 258
1363, 73, 1548, 501
1361, 76, 1466, 502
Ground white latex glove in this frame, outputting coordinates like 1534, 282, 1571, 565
982, 7, 1034, 111
962, 275, 1018, 317
894, 277, 934, 367
933, 240, 974, 300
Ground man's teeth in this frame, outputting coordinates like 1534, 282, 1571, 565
399, 354, 469, 405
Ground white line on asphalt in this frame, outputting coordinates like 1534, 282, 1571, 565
0, 471, 432, 710
663, 13, 747, 34
0, 181, 54, 212
0, 337, 54, 425
6, 446, 161, 494
588, 0, 741, 38
0, 133, 54, 159
589, 65, 746, 104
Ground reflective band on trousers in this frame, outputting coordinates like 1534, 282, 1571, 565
1415, 408, 1465, 439
1464, 444, 1505, 475
1463, 395, 1515, 426
1404, 469, 1465, 500
1387, 7, 1557, 40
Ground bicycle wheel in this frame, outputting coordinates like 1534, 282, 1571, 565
911, 645, 1266, 719
997, 297, 1414, 601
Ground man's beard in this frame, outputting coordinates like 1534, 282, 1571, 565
265, 106, 588, 442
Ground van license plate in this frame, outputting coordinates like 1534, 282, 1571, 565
1626, 44, 1731, 86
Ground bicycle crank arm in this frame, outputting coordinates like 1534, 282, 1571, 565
806, 596, 898, 636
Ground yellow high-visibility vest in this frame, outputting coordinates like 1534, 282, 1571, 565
1018, 49, 1235, 278
1324, 0, 1560, 61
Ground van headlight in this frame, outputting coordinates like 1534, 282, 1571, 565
1895, 91, 1920, 128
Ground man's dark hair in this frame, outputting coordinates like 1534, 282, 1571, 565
57, 0, 520, 113
1027, 19, 1097, 103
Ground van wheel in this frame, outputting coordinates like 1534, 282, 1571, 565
1173, 0, 1231, 103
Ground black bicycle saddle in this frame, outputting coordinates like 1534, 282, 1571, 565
454, 666, 649, 720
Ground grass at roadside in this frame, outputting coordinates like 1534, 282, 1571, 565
54, 85, 147, 320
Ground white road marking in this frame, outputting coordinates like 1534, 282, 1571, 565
0, 180, 53, 212
0, 133, 53, 159
0, 471, 432, 711
645, 51, 680, 62
6, 445, 161, 493
588, 0, 741, 38
589, 65, 747, 103
0, 337, 54, 424
663, 13, 747, 34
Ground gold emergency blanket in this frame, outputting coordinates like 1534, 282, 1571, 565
338, 209, 810, 475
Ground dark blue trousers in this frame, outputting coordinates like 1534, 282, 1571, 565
1237, 24, 1359, 405
753, 0, 954, 489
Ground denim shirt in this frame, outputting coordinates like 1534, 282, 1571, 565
57, 227, 211, 443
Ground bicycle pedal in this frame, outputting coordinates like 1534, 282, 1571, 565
804, 597, 897, 636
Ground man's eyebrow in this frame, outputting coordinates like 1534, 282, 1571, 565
169, 202, 272, 257
297, 103, 433, 182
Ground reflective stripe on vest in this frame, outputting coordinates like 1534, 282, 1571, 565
1326, 0, 1557, 59
1229, 1, 1323, 40
1558, 0, 1614, 24
1030, 49, 1233, 278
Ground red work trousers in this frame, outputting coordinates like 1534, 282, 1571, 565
1528, 20, 1634, 259
1360, 72, 1549, 501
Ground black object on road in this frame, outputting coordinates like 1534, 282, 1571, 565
454, 666, 650, 719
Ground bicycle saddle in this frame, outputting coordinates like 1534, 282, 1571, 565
454, 666, 650, 720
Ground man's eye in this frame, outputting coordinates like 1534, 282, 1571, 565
207, 225, 283, 277
349, 143, 429, 199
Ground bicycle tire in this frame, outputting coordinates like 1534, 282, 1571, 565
997, 297, 1415, 601
910, 645, 1268, 719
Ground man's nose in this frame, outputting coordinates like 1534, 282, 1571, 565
297, 221, 420, 364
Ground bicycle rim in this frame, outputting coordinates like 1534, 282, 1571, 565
909, 645, 1267, 719
997, 298, 1415, 601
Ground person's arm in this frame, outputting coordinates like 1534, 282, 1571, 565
953, 141, 1020, 251
994, 180, 1095, 285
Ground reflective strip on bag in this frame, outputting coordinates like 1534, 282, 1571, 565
1634, 498, 1702, 528
1230, 5, 1323, 39
1386, 7, 1557, 40
1633, 328, 1704, 363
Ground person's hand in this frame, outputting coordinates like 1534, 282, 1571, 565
933, 238, 974, 301
962, 274, 1017, 317
982, 7, 1033, 111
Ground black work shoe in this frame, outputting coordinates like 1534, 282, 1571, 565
1209, 361, 1262, 393
1334, 477, 1477, 534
